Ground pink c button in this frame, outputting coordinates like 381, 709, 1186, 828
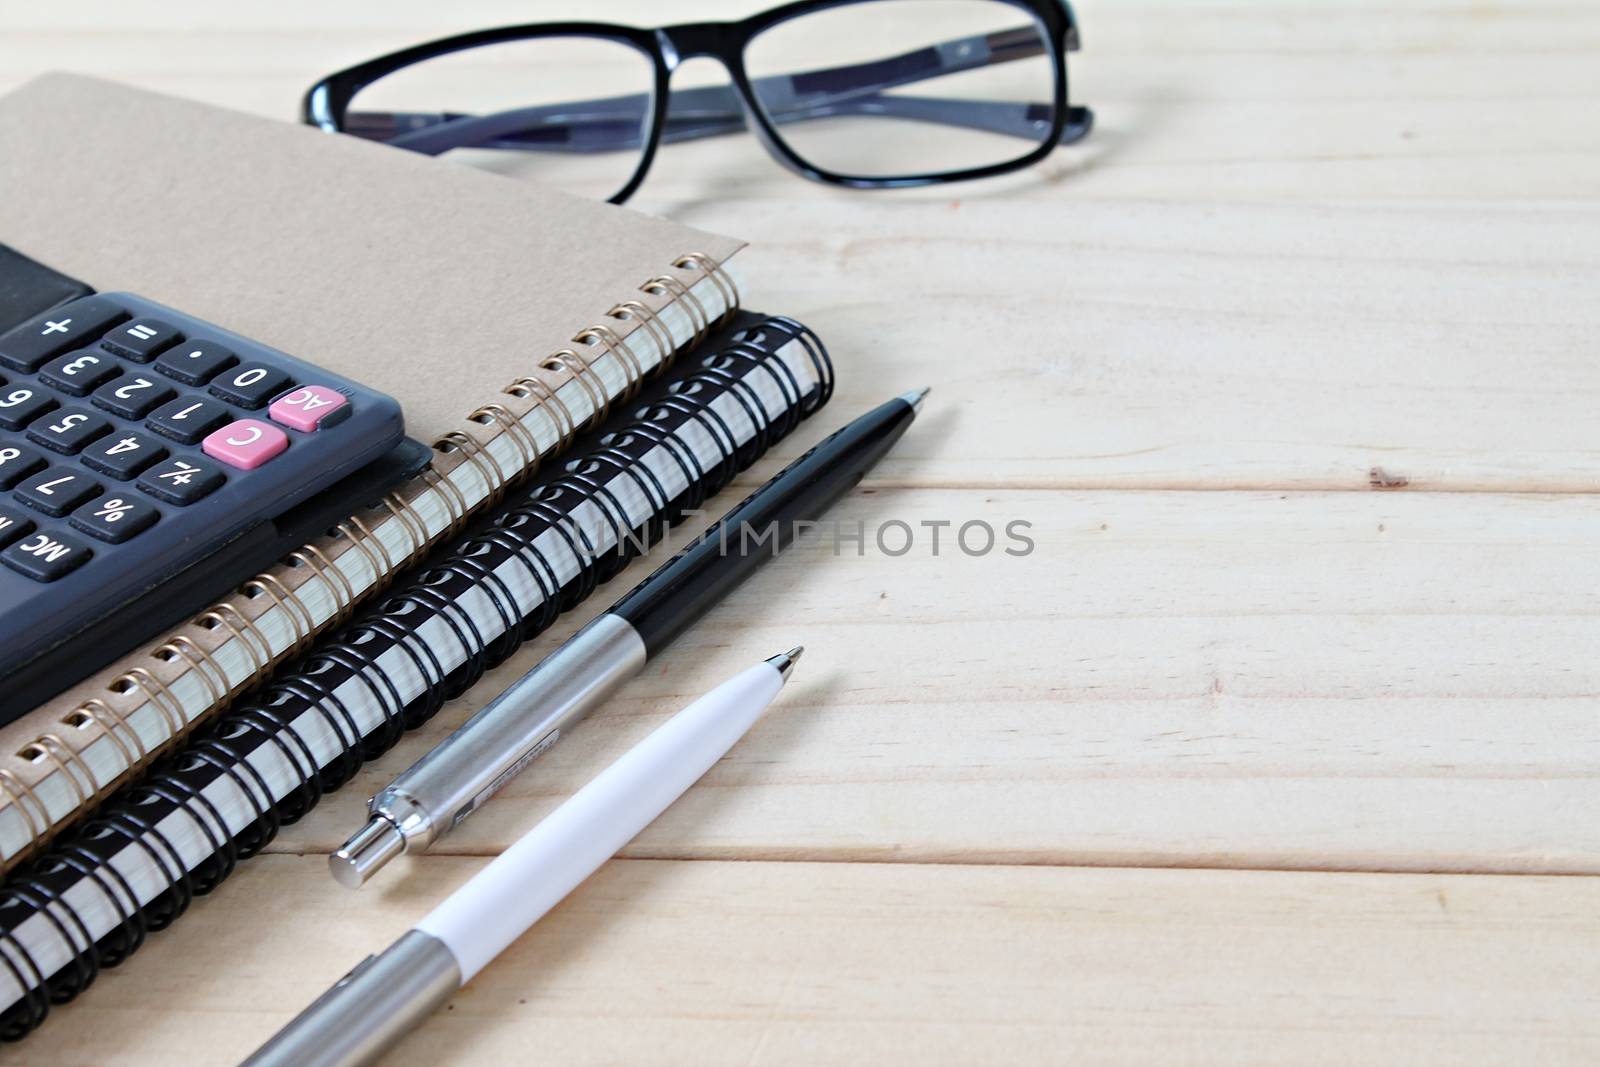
269, 385, 349, 432
203, 419, 288, 470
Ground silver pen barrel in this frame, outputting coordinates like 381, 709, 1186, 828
330, 613, 647, 887
241, 930, 460, 1067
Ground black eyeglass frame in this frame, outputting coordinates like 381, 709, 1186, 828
303, 0, 1090, 203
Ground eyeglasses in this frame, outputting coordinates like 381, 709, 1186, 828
303, 0, 1092, 204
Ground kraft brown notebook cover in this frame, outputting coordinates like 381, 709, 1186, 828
0, 73, 748, 871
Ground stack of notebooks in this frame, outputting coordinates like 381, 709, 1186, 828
0, 75, 835, 1038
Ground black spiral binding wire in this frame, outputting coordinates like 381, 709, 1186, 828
0, 314, 833, 1039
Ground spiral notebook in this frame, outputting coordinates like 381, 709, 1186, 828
0, 74, 749, 874
0, 313, 834, 1038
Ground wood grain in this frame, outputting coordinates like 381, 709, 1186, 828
7, 856, 1599, 1067
268, 487, 1600, 875
0, 0, 1596, 1062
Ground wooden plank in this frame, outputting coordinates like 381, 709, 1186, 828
1, 7, 1595, 491
2, 2, 1597, 210
0, 2, 1594, 1063
10, 856, 1598, 1066
269, 487, 1600, 875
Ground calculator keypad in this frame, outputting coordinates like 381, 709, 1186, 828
0, 288, 410, 731
0, 290, 401, 619
0, 289, 341, 549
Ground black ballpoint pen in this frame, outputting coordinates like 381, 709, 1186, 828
332, 387, 928, 885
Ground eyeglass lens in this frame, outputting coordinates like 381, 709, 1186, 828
744, 0, 1058, 179
343, 35, 657, 202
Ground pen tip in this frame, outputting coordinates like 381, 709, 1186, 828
898, 387, 930, 414
767, 645, 804, 681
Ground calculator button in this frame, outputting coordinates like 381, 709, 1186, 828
101, 318, 181, 362
80, 431, 167, 480
70, 493, 159, 544
147, 396, 232, 444
0, 505, 33, 549
0, 443, 47, 489
39, 350, 121, 396
154, 341, 238, 385
0, 296, 125, 372
0, 385, 58, 432
15, 468, 101, 516
26, 406, 111, 455
92, 374, 174, 419
1, 528, 92, 582
268, 385, 349, 432
210, 362, 293, 409
137, 455, 224, 505
202, 419, 288, 470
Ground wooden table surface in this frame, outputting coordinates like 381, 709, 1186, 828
3, 1, 1598, 1063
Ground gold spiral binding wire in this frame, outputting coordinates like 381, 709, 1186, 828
607, 299, 675, 373
156, 637, 225, 709
25, 735, 96, 811
383, 488, 433, 567
0, 768, 48, 842
470, 403, 540, 482
642, 273, 711, 349
420, 465, 471, 541
69, 697, 147, 774
286, 543, 358, 630
674, 251, 740, 319
188, 606, 268, 702
437, 429, 511, 510
337, 513, 397, 594
118, 667, 188, 745
574, 323, 645, 402
541, 350, 611, 430
504, 374, 579, 455
243, 572, 317, 660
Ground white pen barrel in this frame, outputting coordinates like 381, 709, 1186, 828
416, 660, 784, 981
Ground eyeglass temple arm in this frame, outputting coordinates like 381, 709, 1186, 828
366, 25, 1089, 156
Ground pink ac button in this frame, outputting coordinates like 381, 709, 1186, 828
203, 419, 288, 470
269, 385, 349, 432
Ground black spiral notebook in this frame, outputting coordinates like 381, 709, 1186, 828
0, 311, 834, 1039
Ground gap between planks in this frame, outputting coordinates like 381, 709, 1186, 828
258, 845, 1600, 881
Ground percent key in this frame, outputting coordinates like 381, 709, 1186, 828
70, 493, 159, 543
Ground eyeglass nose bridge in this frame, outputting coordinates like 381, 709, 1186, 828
654, 22, 743, 69
650, 23, 819, 184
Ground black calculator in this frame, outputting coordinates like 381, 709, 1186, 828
0, 291, 425, 722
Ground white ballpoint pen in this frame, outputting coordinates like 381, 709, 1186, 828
241, 646, 804, 1067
